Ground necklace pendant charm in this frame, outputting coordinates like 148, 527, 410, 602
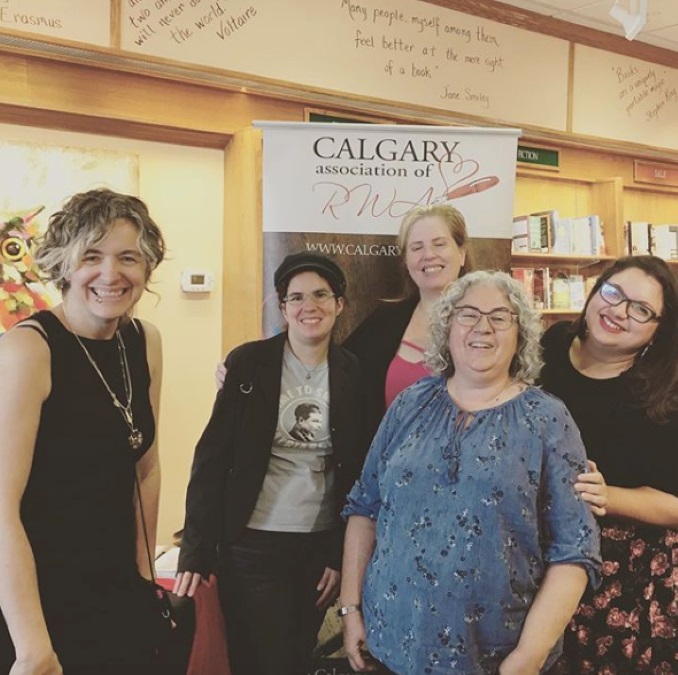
129, 429, 144, 450
305, 372, 311, 380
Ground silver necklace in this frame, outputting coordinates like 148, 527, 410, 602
287, 343, 328, 380
65, 318, 144, 450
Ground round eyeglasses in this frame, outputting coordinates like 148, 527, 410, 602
598, 281, 660, 323
282, 290, 335, 306
451, 307, 517, 331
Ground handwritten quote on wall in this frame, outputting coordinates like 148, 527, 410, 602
0, 0, 109, 46
573, 45, 678, 149
120, 0, 570, 130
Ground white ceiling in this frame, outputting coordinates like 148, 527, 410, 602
497, 0, 678, 53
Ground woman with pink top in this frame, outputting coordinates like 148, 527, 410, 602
343, 204, 471, 439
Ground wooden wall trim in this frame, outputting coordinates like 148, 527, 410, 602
0, 102, 231, 149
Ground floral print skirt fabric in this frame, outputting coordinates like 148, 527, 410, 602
554, 522, 678, 674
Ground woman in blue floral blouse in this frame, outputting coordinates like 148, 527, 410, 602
340, 270, 602, 675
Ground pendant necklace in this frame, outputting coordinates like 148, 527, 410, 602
64, 316, 144, 450
287, 342, 328, 381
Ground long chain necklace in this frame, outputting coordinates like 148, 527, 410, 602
64, 317, 144, 450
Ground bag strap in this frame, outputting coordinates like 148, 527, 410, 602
134, 470, 157, 583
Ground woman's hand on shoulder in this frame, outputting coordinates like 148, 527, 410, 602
575, 460, 608, 517
172, 571, 204, 598
10, 649, 62, 675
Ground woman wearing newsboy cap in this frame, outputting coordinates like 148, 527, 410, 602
174, 253, 369, 675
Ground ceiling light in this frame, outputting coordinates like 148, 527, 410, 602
609, 0, 648, 41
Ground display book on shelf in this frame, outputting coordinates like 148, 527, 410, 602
511, 208, 608, 314
625, 221, 678, 259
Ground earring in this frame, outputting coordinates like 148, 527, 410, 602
640, 343, 651, 358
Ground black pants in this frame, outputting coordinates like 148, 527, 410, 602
218, 528, 337, 675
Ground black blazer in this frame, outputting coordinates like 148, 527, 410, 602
178, 332, 368, 576
343, 295, 418, 441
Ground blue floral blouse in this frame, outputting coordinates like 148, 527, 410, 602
343, 376, 601, 675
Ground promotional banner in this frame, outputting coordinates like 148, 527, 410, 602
257, 122, 520, 341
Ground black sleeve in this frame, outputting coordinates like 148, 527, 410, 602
177, 348, 245, 576
641, 415, 678, 496
342, 306, 383, 360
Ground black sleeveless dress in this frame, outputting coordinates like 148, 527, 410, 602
0, 311, 159, 673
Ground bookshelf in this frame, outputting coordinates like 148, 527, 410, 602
512, 145, 678, 326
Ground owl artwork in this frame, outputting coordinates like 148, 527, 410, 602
0, 206, 54, 332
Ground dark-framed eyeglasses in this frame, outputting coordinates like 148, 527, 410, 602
598, 281, 660, 323
451, 306, 518, 331
282, 290, 335, 306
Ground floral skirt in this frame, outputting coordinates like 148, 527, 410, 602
553, 522, 678, 675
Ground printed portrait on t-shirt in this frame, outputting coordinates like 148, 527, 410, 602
288, 403, 323, 442
276, 383, 331, 451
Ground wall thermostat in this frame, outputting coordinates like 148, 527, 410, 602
180, 270, 214, 293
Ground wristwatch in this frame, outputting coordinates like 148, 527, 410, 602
337, 604, 361, 617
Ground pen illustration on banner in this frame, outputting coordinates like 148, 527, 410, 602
445, 175, 501, 199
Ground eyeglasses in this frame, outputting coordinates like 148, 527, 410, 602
282, 290, 336, 306
451, 306, 517, 331
598, 281, 660, 323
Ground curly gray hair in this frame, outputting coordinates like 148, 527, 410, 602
426, 270, 543, 383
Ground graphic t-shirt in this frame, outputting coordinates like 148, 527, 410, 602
247, 346, 339, 532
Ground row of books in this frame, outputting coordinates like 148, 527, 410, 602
625, 221, 678, 260
512, 267, 598, 311
512, 210, 605, 256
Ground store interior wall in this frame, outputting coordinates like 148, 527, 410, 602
0, 122, 225, 545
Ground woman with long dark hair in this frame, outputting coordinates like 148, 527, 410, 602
542, 256, 678, 673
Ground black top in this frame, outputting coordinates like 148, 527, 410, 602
540, 321, 678, 496
20, 311, 155, 583
178, 332, 369, 576
342, 295, 418, 440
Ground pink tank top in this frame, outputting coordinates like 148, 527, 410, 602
384, 339, 430, 409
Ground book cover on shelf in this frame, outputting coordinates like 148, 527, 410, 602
653, 224, 678, 261
528, 215, 547, 253
551, 217, 572, 255
530, 210, 558, 251
589, 215, 604, 256
511, 267, 534, 304
511, 215, 530, 253
551, 272, 570, 310
571, 216, 593, 255
533, 268, 551, 309
569, 275, 586, 310
627, 221, 652, 256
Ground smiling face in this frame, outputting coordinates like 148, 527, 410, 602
584, 267, 663, 357
448, 282, 518, 384
63, 218, 148, 335
405, 215, 466, 298
281, 271, 344, 347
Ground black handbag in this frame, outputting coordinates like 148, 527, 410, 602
136, 472, 195, 672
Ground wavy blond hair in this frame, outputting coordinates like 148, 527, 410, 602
35, 188, 165, 292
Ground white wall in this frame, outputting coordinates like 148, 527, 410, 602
0, 123, 225, 544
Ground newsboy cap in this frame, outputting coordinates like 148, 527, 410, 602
274, 252, 346, 296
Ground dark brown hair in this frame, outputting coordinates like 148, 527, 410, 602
572, 255, 678, 423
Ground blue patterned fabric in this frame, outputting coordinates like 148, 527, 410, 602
343, 376, 602, 675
